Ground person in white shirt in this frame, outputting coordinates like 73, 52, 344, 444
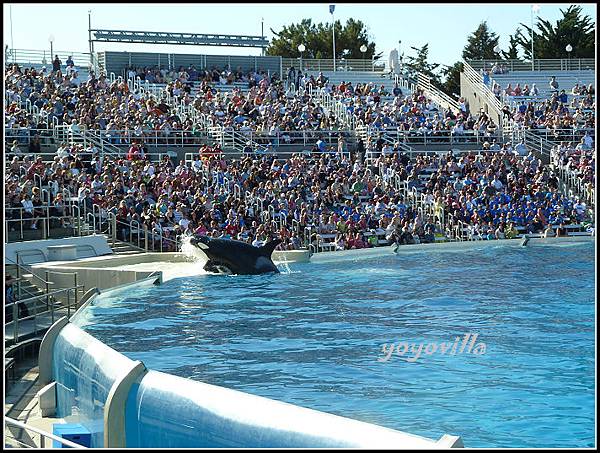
56, 143, 71, 159
530, 84, 539, 96
492, 175, 503, 191
70, 72, 81, 87
179, 217, 190, 231
543, 225, 556, 238
69, 119, 81, 135
192, 158, 203, 173
21, 194, 37, 229
174, 160, 188, 177
143, 162, 155, 177
573, 199, 586, 216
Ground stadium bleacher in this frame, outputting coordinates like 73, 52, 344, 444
4, 51, 596, 254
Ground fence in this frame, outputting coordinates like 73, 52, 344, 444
551, 149, 595, 207
500, 93, 593, 109
5, 206, 82, 242
6, 48, 92, 69
281, 58, 386, 74
6, 276, 83, 345
466, 58, 595, 72
4, 417, 87, 449
363, 126, 500, 148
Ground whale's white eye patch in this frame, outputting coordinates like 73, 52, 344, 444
197, 242, 209, 250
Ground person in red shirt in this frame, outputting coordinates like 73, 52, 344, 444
224, 219, 239, 238
127, 141, 141, 161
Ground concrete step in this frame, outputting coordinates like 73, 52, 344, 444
112, 249, 144, 255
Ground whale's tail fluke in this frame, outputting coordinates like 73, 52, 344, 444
260, 239, 282, 257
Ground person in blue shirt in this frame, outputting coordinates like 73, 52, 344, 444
558, 90, 568, 104
316, 136, 328, 153
482, 69, 490, 87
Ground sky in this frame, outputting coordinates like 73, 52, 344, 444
3, 3, 597, 68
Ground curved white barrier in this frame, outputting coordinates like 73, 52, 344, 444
124, 370, 457, 448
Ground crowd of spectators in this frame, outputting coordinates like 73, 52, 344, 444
5, 134, 593, 251
5, 61, 594, 251
403, 148, 592, 240
310, 77, 499, 142
126, 64, 278, 88
551, 138, 595, 206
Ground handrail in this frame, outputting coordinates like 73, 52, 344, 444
462, 60, 503, 127
6, 284, 85, 344
5, 416, 86, 449
416, 72, 460, 112
7, 255, 52, 287
466, 58, 595, 72
6, 285, 85, 306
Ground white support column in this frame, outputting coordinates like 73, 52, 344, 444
38, 316, 69, 386
104, 361, 147, 448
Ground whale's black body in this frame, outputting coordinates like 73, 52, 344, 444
189, 235, 281, 275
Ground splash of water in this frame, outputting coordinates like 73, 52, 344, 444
145, 235, 209, 280
180, 235, 207, 262
274, 251, 295, 274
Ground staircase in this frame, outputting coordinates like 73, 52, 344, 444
103, 236, 145, 255
4, 264, 65, 346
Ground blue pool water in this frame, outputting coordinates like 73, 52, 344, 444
76, 240, 595, 448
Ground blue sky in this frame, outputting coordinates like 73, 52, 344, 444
3, 3, 597, 68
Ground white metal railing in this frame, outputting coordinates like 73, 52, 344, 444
462, 61, 504, 126
551, 149, 595, 207
6, 48, 91, 69
500, 93, 592, 109
5, 206, 82, 242
416, 72, 460, 113
281, 57, 386, 73
4, 417, 86, 448
466, 58, 595, 72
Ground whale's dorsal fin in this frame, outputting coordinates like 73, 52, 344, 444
259, 239, 282, 257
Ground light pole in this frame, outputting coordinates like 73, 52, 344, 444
298, 43, 305, 73
9, 5, 14, 62
566, 44, 573, 70
360, 44, 367, 70
531, 4, 540, 70
329, 4, 336, 72
261, 17, 265, 56
398, 40, 402, 74
48, 35, 55, 68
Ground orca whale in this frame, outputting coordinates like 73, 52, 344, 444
189, 235, 282, 275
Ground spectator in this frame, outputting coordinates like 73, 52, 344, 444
549, 76, 559, 92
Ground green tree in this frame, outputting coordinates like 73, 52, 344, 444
266, 18, 380, 60
515, 5, 595, 59
501, 31, 521, 60
439, 61, 464, 98
404, 43, 441, 84
462, 22, 500, 60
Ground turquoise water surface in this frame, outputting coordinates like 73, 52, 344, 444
76, 239, 596, 448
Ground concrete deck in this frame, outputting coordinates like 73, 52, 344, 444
4, 359, 64, 448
